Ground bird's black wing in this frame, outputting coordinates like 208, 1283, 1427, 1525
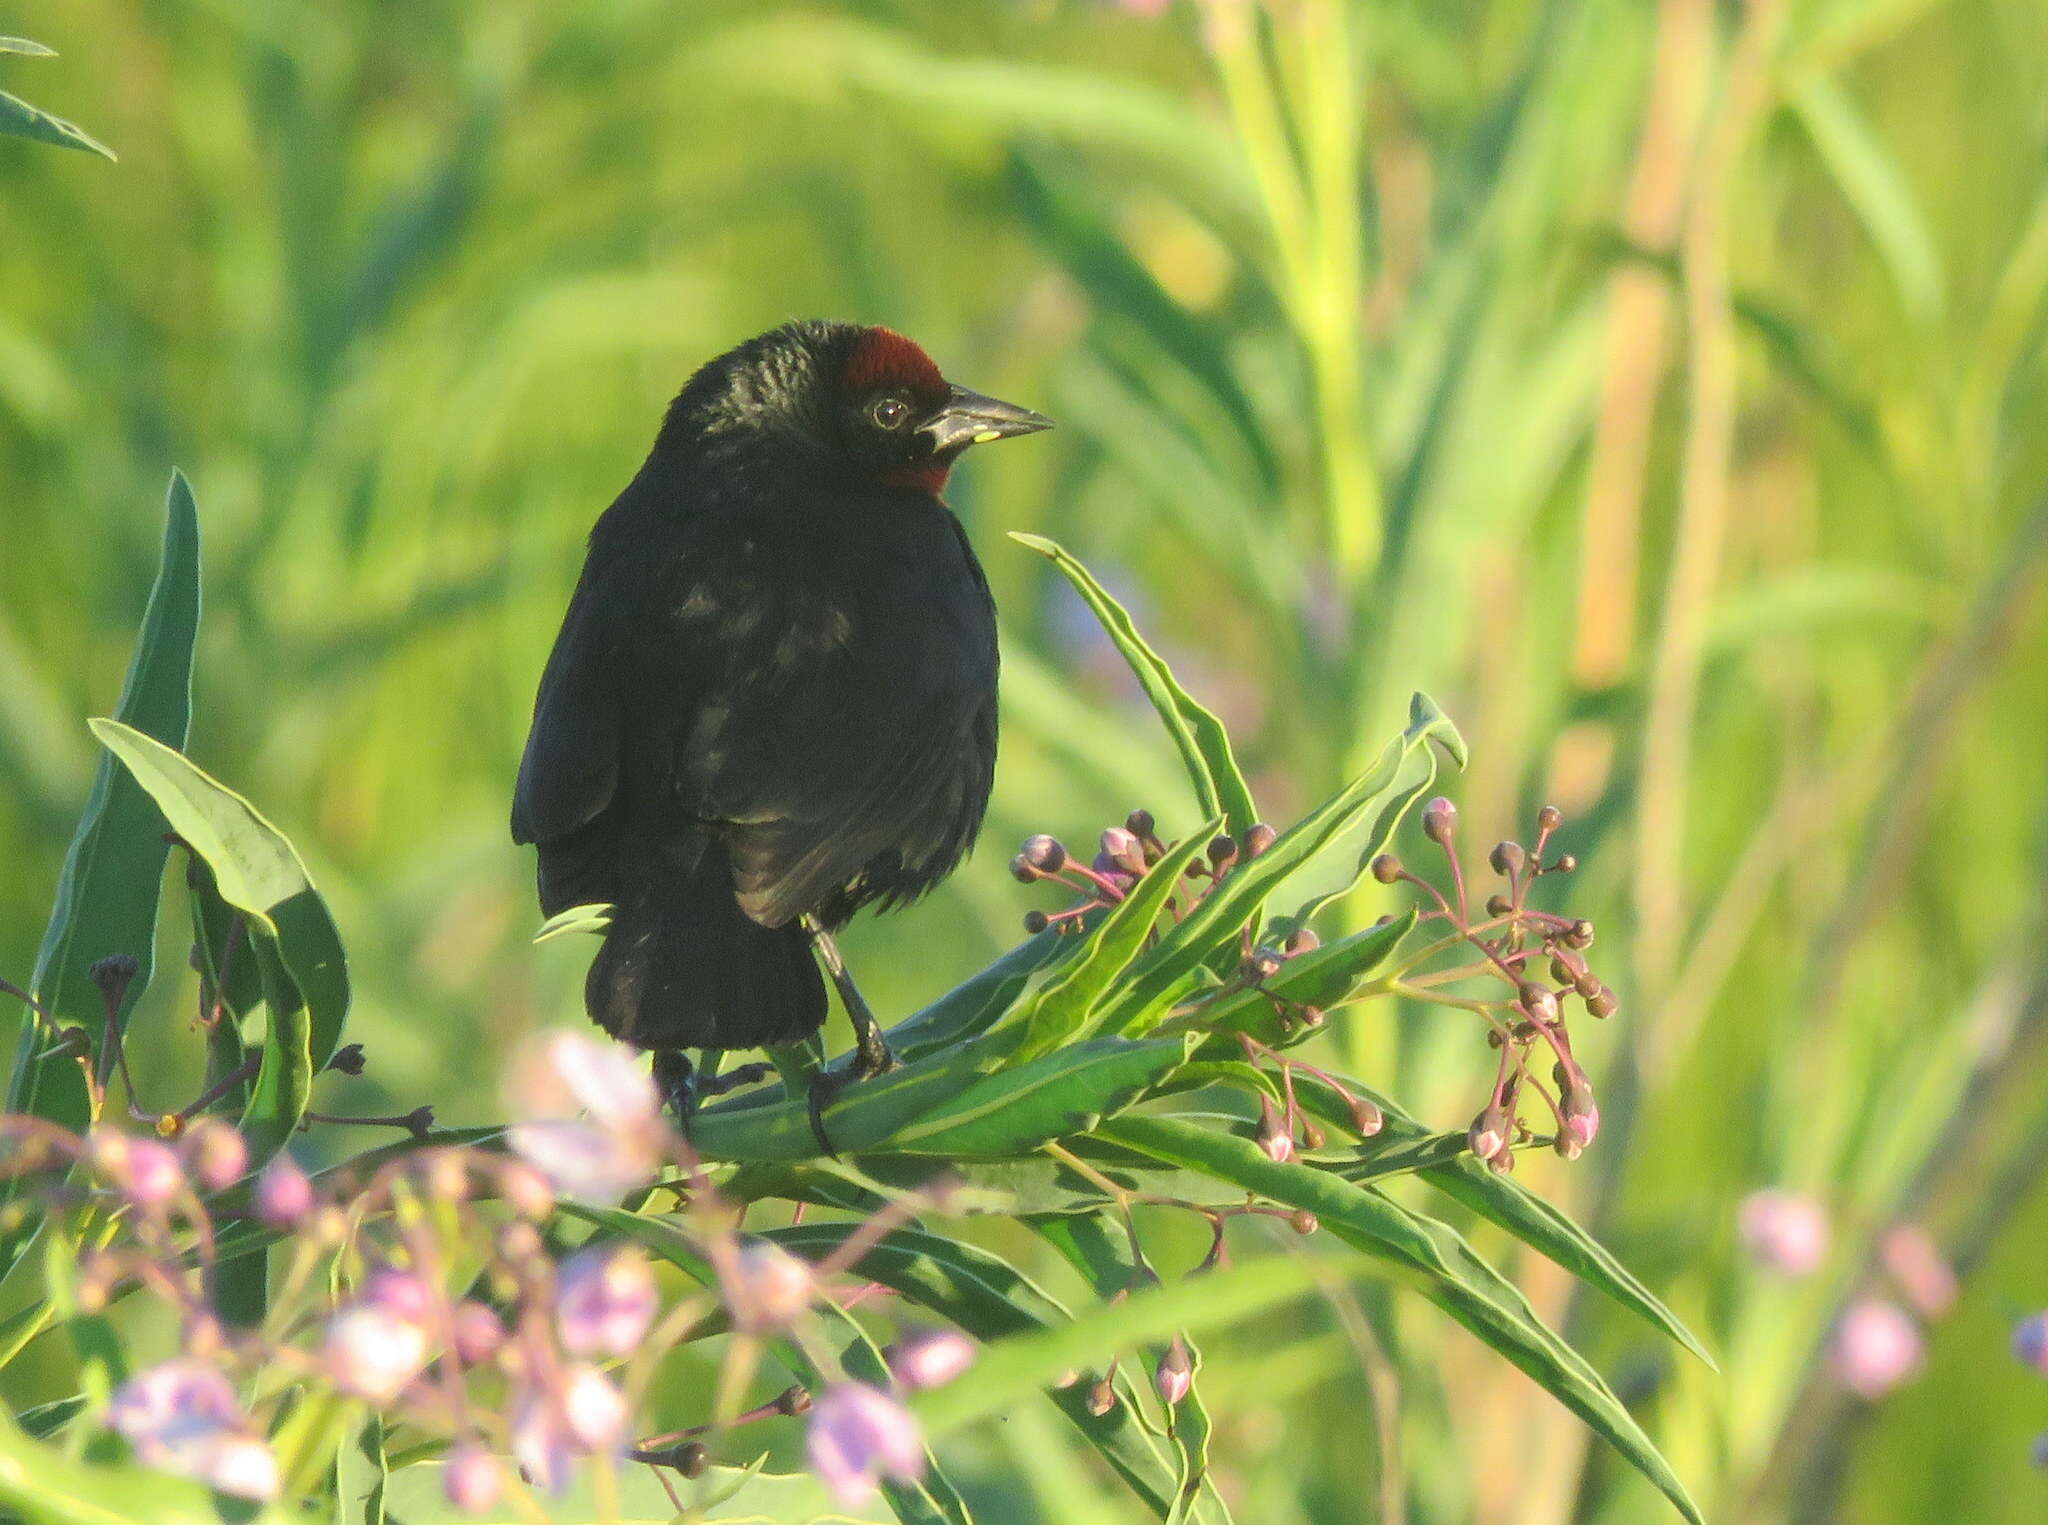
511, 533, 641, 852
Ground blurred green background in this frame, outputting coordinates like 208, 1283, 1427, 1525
5, 0, 2048, 1520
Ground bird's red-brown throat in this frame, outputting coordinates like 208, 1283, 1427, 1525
514, 319, 1049, 1152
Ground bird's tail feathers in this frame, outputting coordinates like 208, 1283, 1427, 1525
585, 829, 826, 1052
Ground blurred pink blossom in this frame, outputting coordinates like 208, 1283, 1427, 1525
182, 1121, 247, 1193
253, 1153, 314, 1228
560, 1365, 629, 1452
324, 1304, 431, 1403
1878, 1225, 1958, 1319
107, 1361, 279, 1500
806, 1381, 925, 1507
722, 1240, 816, 1333
1831, 1298, 1924, 1400
452, 1301, 506, 1367
890, 1329, 976, 1392
510, 1391, 575, 1496
92, 1131, 184, 1211
1737, 1189, 1829, 1277
506, 1032, 670, 1200
556, 1246, 658, 1357
443, 1442, 500, 1512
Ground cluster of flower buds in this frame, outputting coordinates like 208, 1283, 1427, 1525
1367, 800, 1611, 1172
1011, 809, 1277, 950
0, 1027, 978, 1513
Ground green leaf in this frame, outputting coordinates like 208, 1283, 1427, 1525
8, 474, 199, 1143
1096, 1115, 1703, 1524
0, 38, 57, 57
767, 1221, 1180, 1520
0, 87, 116, 159
888, 929, 1079, 1064
0, 1402, 302, 1525
1288, 1076, 1716, 1369
886, 1037, 1194, 1157
1177, 908, 1416, 1048
87, 720, 351, 1158
532, 902, 613, 944
909, 1254, 1330, 1435
379, 1453, 849, 1523
1097, 696, 1459, 1032
691, 1044, 989, 1161
1032, 1215, 1228, 1525
1790, 73, 1943, 321
335, 1410, 387, 1525
1008, 825, 1218, 1062
1011, 534, 1258, 835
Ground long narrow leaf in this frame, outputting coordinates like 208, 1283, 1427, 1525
1096, 1115, 1703, 1524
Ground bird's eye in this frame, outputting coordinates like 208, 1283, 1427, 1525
869, 395, 913, 431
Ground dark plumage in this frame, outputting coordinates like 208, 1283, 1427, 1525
512, 321, 1049, 1083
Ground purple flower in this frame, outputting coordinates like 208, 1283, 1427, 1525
890, 1329, 976, 1392
1738, 1189, 1829, 1277
253, 1153, 314, 1229
722, 1240, 815, 1334
806, 1382, 925, 1508
555, 1246, 658, 1358
2012, 1311, 2048, 1375
443, 1442, 500, 1512
506, 1032, 670, 1201
1831, 1299, 1924, 1400
324, 1304, 431, 1403
107, 1361, 279, 1500
510, 1391, 576, 1497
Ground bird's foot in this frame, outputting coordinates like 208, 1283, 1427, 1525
804, 1040, 901, 1158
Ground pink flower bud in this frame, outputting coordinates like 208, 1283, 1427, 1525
1421, 796, 1457, 843
1100, 827, 1144, 873
1560, 1085, 1599, 1150
182, 1121, 248, 1193
806, 1382, 926, 1508
1738, 1190, 1829, 1278
443, 1442, 500, 1513
254, 1153, 314, 1229
724, 1241, 815, 1333
555, 1246, 658, 1358
1879, 1225, 1957, 1320
452, 1302, 506, 1367
890, 1329, 976, 1391
1831, 1298, 1923, 1400
324, 1305, 430, 1403
2012, 1311, 2048, 1375
1155, 1337, 1193, 1405
360, 1266, 436, 1324
1467, 1106, 1510, 1163
1255, 1096, 1294, 1164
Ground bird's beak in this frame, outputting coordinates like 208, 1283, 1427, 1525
919, 385, 1055, 456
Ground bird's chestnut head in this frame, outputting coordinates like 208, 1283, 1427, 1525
659, 321, 1052, 495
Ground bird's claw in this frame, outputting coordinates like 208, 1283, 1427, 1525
805, 1040, 900, 1157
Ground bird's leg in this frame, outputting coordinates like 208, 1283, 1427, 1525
651, 1050, 697, 1134
696, 1061, 775, 1097
800, 916, 900, 1156
803, 918, 898, 1079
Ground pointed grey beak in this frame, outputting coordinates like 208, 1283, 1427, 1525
919, 384, 1054, 456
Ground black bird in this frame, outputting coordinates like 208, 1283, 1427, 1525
512, 321, 1050, 1134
